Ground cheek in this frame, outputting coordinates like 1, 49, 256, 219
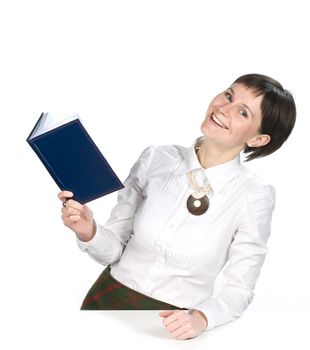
206, 94, 223, 113
232, 121, 258, 140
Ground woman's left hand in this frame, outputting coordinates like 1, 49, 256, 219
159, 309, 208, 340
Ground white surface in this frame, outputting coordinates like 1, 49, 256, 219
2, 309, 308, 349
1, 0, 309, 348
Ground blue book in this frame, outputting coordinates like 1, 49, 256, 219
27, 112, 124, 204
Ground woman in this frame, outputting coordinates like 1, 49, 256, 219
58, 73, 296, 340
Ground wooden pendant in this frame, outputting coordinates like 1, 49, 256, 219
186, 194, 209, 215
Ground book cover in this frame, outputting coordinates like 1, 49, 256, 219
27, 112, 124, 204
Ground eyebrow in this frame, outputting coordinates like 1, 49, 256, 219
227, 87, 254, 118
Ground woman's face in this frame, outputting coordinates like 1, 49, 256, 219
201, 83, 266, 151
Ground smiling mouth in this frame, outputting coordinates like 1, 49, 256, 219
210, 113, 229, 129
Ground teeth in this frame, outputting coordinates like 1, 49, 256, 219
211, 114, 227, 129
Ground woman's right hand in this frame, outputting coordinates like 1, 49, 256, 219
58, 191, 96, 242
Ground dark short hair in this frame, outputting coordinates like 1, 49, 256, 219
233, 73, 296, 161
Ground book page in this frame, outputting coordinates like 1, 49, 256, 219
32, 113, 80, 138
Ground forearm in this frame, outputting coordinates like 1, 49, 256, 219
195, 284, 254, 330
77, 223, 124, 265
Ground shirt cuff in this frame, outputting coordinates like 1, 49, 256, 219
76, 223, 101, 251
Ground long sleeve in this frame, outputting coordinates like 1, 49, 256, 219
76, 145, 155, 265
195, 184, 276, 330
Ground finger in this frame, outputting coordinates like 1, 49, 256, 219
65, 199, 83, 211
61, 207, 81, 217
159, 310, 175, 318
171, 324, 191, 339
176, 331, 192, 340
58, 191, 74, 201
65, 214, 81, 223
166, 319, 187, 333
62, 214, 81, 222
163, 311, 185, 327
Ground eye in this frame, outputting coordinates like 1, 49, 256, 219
225, 92, 232, 102
239, 109, 248, 118
224, 91, 249, 118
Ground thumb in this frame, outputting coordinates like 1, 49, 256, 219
159, 310, 175, 318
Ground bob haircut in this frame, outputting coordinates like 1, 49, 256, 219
233, 73, 296, 162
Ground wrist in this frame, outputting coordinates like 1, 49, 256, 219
191, 309, 208, 329
77, 220, 97, 242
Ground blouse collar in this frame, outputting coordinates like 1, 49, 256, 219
182, 136, 241, 193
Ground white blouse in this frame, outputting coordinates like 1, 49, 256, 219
77, 136, 275, 330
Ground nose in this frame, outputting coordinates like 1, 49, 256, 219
218, 102, 232, 118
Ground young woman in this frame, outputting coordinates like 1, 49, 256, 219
58, 73, 296, 340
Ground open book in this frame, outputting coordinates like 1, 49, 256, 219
27, 112, 124, 204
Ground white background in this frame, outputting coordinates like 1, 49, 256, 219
1, 0, 309, 349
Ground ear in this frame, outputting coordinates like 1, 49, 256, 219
247, 134, 271, 148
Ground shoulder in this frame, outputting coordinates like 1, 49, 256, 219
140, 142, 187, 163
238, 165, 276, 206
137, 143, 187, 177
153, 143, 187, 160
139, 143, 186, 158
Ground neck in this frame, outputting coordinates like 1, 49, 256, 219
196, 137, 241, 169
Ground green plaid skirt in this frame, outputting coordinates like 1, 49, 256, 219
81, 265, 188, 310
